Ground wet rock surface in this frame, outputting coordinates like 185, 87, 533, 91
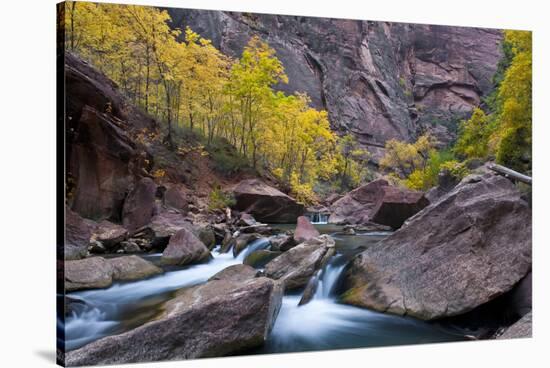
342, 174, 532, 320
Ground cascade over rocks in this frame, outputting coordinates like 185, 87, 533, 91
232, 179, 304, 223
65, 277, 283, 366
264, 235, 335, 290
341, 173, 532, 320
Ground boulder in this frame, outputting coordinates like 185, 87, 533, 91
144, 210, 195, 248
122, 177, 157, 233
161, 228, 211, 266
65, 257, 113, 292
65, 207, 93, 260
370, 186, 429, 229
163, 184, 189, 213
197, 225, 216, 249
328, 179, 389, 225
65, 277, 283, 365
329, 179, 428, 228
497, 312, 532, 339
92, 220, 128, 249
237, 213, 257, 227
244, 250, 282, 268
232, 179, 304, 223
209, 264, 259, 282
293, 216, 320, 243
108, 255, 162, 281
65, 256, 163, 291
341, 174, 532, 320
264, 235, 335, 290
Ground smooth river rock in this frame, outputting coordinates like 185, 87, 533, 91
264, 235, 335, 290
65, 277, 283, 366
341, 173, 532, 320
65, 256, 163, 291
232, 179, 304, 223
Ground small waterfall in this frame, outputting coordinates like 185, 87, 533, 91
235, 237, 271, 262
307, 212, 329, 225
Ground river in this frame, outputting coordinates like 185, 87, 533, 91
60, 224, 465, 354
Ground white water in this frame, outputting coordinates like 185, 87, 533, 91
63, 235, 462, 353
308, 212, 329, 225
64, 239, 269, 351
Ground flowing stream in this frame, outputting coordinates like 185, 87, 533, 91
61, 228, 465, 353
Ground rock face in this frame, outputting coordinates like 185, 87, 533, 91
497, 312, 532, 340
265, 235, 335, 289
232, 179, 304, 223
293, 216, 320, 243
65, 207, 93, 260
161, 227, 210, 266
66, 53, 157, 221
341, 174, 532, 320
65, 256, 162, 291
329, 179, 427, 228
122, 177, 157, 233
68, 105, 136, 221
65, 277, 283, 366
163, 184, 189, 213
170, 11, 502, 158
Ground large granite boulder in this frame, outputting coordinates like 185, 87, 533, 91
65, 277, 283, 365
163, 184, 189, 214
341, 173, 532, 320
264, 235, 335, 290
329, 179, 427, 228
232, 179, 304, 223
122, 177, 157, 233
328, 179, 389, 225
65, 256, 163, 291
65, 207, 93, 260
293, 216, 320, 243
161, 227, 210, 266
